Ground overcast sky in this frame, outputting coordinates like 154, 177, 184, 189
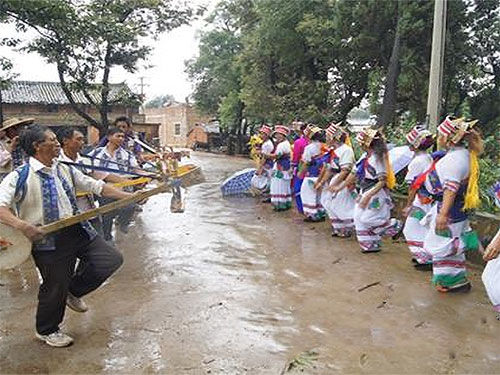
0, 3, 212, 103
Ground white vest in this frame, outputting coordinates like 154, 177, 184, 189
15, 164, 74, 226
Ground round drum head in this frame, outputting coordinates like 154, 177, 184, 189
0, 223, 31, 270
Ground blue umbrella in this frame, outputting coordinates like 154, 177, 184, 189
221, 168, 256, 196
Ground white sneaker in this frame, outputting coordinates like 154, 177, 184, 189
66, 293, 89, 313
36, 330, 74, 347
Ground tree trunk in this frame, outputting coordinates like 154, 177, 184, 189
376, 16, 401, 128
57, 62, 101, 130
236, 102, 245, 154
99, 43, 112, 138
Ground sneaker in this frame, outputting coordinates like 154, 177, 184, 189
67, 293, 89, 313
36, 330, 74, 347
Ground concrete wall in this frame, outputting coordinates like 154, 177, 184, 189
3, 103, 159, 145
144, 104, 211, 147
3, 103, 138, 128
187, 126, 208, 148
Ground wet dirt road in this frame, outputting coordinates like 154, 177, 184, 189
1, 152, 499, 374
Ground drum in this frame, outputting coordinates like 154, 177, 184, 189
0, 223, 32, 270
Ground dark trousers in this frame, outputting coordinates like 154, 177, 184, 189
97, 197, 135, 241
32, 225, 123, 335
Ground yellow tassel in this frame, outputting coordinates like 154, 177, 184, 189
384, 152, 396, 190
463, 150, 481, 210
248, 135, 263, 163
345, 134, 352, 148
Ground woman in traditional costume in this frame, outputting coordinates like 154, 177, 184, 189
351, 128, 402, 252
291, 122, 310, 213
482, 184, 500, 318
422, 117, 483, 293
269, 125, 293, 211
402, 125, 435, 270
250, 125, 274, 198
316, 122, 356, 237
299, 126, 327, 222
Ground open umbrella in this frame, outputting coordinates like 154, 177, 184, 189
220, 168, 256, 196
388, 145, 415, 174
358, 145, 414, 175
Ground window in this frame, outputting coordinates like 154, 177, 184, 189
174, 123, 181, 136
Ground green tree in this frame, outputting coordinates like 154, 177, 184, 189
186, 0, 249, 153
1, 0, 202, 135
464, 0, 500, 136
0, 56, 18, 124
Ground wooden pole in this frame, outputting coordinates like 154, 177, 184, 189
41, 184, 168, 234
426, 0, 447, 132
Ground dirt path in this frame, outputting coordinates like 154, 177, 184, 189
1, 152, 499, 374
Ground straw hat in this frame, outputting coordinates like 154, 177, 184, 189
303, 124, 314, 137
308, 126, 323, 138
0, 117, 35, 132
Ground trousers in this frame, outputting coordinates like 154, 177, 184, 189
32, 224, 123, 335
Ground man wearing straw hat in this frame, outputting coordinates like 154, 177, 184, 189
0, 117, 35, 179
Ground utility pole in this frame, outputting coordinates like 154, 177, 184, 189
426, 0, 447, 132
138, 76, 149, 97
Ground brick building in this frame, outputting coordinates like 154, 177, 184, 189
144, 102, 212, 147
1, 80, 160, 144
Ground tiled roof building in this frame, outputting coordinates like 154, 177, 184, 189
2, 81, 134, 105
1, 80, 159, 144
